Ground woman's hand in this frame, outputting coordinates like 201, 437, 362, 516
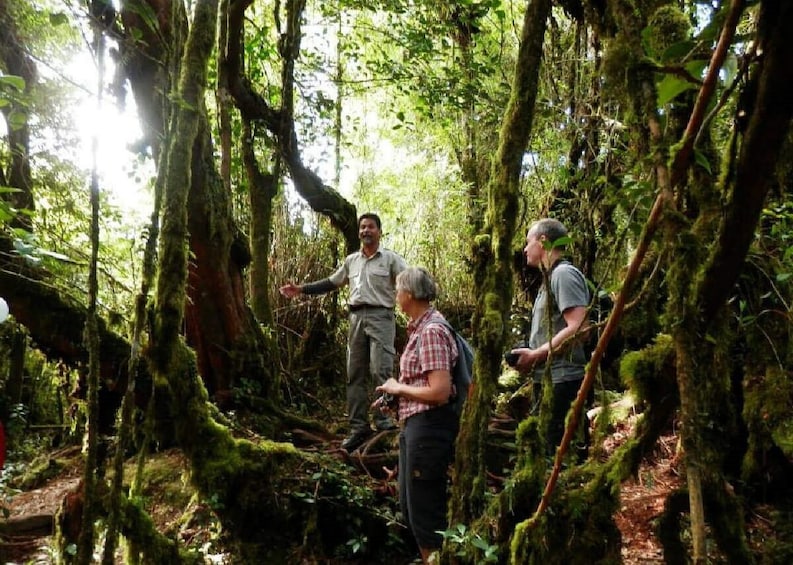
372, 378, 401, 413
376, 377, 401, 396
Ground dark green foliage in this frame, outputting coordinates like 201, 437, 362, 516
644, 5, 691, 59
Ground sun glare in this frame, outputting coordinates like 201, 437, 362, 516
68, 52, 154, 220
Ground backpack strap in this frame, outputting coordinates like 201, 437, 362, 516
417, 319, 457, 366
416, 319, 458, 395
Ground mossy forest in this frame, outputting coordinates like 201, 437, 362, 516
2, 0, 793, 563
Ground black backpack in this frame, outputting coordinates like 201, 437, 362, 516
422, 319, 474, 417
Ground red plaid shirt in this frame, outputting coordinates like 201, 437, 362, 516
397, 308, 458, 421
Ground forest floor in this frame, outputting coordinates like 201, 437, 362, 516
0, 413, 678, 564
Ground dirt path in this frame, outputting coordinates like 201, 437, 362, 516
1, 469, 81, 563
614, 434, 681, 564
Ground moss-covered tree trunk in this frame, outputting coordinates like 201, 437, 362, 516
448, 0, 552, 534
145, 0, 299, 557
118, 0, 277, 404
663, 0, 793, 560
243, 118, 280, 383
224, 0, 359, 254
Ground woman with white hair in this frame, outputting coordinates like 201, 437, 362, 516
375, 266, 459, 564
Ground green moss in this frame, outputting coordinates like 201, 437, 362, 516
620, 334, 675, 403
602, 34, 639, 104
508, 468, 621, 564
742, 364, 793, 478
11, 455, 67, 490
600, 335, 681, 480
481, 292, 506, 338
645, 5, 691, 58
473, 233, 491, 251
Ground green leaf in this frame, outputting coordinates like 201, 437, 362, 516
684, 60, 708, 80
657, 75, 697, 106
693, 149, 712, 174
640, 27, 655, 57
661, 40, 696, 64
0, 75, 25, 91
546, 235, 572, 251
7, 110, 27, 130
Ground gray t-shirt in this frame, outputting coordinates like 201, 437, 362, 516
530, 260, 590, 383
328, 247, 407, 308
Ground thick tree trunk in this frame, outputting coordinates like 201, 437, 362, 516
119, 0, 276, 403
449, 0, 552, 531
243, 120, 279, 332
672, 2, 793, 559
0, 268, 132, 429
184, 113, 273, 402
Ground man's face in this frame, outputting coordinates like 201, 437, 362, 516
523, 228, 545, 267
358, 218, 381, 247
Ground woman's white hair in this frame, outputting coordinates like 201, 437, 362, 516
396, 266, 437, 301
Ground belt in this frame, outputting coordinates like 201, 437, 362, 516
348, 304, 392, 312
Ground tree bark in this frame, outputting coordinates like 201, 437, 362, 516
243, 120, 279, 335
698, 0, 793, 321
224, 0, 359, 254
0, 268, 132, 427
119, 0, 276, 402
449, 0, 552, 530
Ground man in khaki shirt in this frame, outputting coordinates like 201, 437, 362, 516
280, 213, 407, 452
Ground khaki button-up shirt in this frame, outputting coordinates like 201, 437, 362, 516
328, 247, 406, 308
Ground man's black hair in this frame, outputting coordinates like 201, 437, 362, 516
358, 213, 382, 230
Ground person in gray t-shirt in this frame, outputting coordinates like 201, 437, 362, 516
280, 213, 407, 452
509, 218, 591, 458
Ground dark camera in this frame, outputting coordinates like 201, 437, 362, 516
504, 352, 520, 367
379, 393, 398, 409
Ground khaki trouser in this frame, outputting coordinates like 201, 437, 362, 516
347, 307, 396, 432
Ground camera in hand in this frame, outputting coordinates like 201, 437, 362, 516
504, 352, 520, 367
379, 393, 398, 409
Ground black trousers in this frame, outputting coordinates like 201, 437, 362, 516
398, 406, 458, 550
533, 379, 591, 459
